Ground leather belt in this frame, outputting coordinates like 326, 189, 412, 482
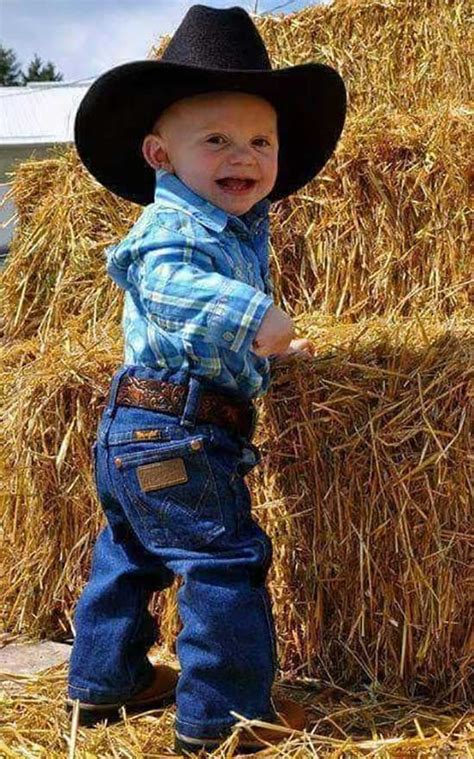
116, 375, 257, 439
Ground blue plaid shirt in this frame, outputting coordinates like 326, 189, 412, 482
105, 168, 276, 399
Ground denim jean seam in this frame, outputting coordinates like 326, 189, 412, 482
104, 444, 120, 504
68, 683, 91, 695
176, 715, 238, 729
124, 584, 152, 687
253, 535, 279, 675
255, 584, 279, 675
68, 677, 154, 702
197, 448, 221, 517
106, 445, 166, 541
254, 534, 271, 575
117, 468, 161, 540
187, 435, 226, 526
205, 456, 225, 524
210, 446, 240, 481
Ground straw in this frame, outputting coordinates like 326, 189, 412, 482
0, 0, 472, 754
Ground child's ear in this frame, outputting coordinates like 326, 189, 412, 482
142, 134, 173, 172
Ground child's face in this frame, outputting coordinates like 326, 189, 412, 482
142, 91, 279, 216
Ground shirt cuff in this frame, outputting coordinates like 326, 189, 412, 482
207, 282, 274, 354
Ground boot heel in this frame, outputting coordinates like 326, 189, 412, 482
174, 732, 260, 756
174, 734, 207, 755
174, 733, 225, 755
66, 700, 121, 727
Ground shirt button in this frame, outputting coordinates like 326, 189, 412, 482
223, 331, 235, 341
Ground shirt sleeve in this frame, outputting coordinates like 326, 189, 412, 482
137, 235, 275, 355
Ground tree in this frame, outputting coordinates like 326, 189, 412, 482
0, 46, 64, 86
21, 53, 63, 84
0, 44, 23, 85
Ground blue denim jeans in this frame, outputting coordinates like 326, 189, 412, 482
68, 364, 279, 739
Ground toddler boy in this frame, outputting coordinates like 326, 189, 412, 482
68, 4, 346, 754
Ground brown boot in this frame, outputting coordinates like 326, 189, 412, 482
174, 694, 307, 755
66, 663, 179, 726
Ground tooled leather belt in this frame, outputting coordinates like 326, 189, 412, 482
116, 375, 257, 439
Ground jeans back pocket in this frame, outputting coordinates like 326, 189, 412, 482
110, 434, 225, 551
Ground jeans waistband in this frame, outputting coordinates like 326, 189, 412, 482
98, 365, 257, 445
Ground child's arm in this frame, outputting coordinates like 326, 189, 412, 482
136, 234, 278, 356
252, 304, 295, 357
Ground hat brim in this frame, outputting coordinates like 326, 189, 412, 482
74, 60, 347, 205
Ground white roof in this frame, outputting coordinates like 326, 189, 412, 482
0, 79, 96, 146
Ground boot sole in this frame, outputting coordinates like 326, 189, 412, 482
174, 732, 270, 755
66, 689, 176, 727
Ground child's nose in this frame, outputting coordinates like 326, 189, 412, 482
228, 145, 255, 163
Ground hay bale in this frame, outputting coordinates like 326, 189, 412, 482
253, 311, 473, 702
267, 102, 471, 320
0, 150, 138, 342
0, 319, 115, 635
256, 0, 472, 320
255, 0, 470, 114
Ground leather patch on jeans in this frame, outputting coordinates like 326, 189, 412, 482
133, 429, 165, 440
137, 458, 188, 492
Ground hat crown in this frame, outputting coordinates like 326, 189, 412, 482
161, 4, 272, 71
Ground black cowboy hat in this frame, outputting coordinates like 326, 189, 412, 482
74, 4, 347, 205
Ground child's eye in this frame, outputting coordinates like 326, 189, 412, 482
206, 135, 226, 144
205, 135, 271, 147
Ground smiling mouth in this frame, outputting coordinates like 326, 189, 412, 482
216, 177, 257, 192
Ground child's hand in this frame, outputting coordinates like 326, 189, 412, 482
270, 338, 316, 360
286, 338, 316, 356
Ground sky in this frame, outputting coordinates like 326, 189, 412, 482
1, 0, 328, 84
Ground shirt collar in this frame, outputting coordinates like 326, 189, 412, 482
153, 168, 270, 237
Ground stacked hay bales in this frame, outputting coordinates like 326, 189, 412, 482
0, 0, 471, 713
254, 312, 472, 701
